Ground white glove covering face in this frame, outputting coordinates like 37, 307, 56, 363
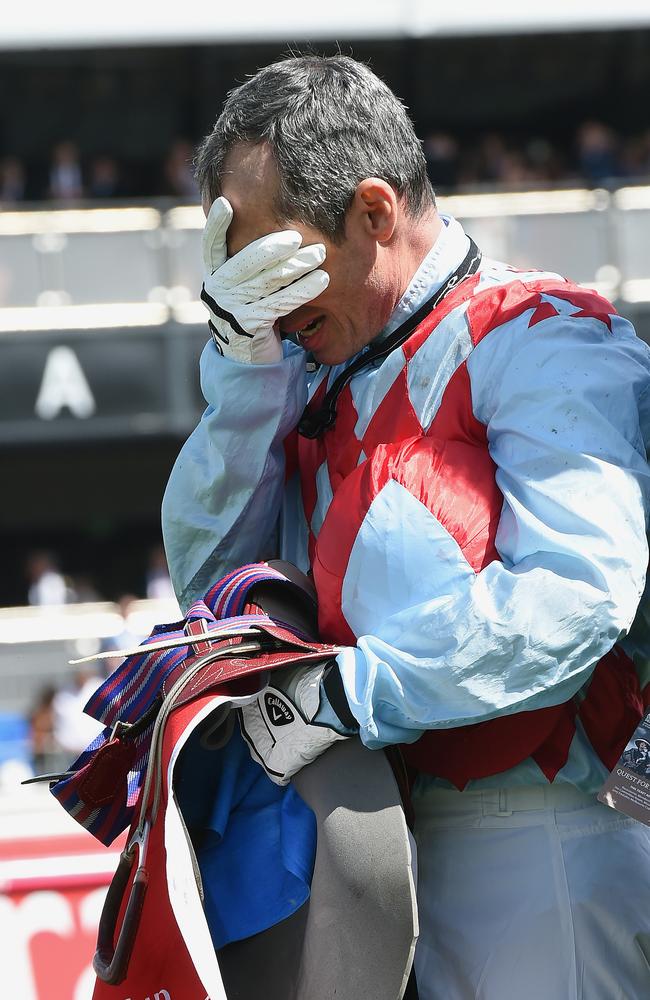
239, 662, 348, 785
201, 196, 330, 364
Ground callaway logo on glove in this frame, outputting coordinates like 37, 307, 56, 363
200, 196, 330, 365
239, 661, 351, 785
265, 692, 295, 725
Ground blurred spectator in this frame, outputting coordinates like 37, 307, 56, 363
0, 156, 26, 203
48, 140, 84, 200
101, 593, 147, 673
70, 574, 102, 603
163, 138, 199, 199
89, 154, 121, 198
496, 150, 537, 186
113, 594, 145, 646
52, 666, 103, 756
423, 132, 459, 189
576, 121, 620, 185
525, 137, 566, 184
478, 133, 510, 184
146, 544, 175, 600
619, 129, 650, 179
28, 684, 63, 775
1, 121, 647, 208
25, 551, 74, 606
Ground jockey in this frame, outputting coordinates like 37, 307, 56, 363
162, 54, 650, 999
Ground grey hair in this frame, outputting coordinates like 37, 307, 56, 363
195, 54, 435, 242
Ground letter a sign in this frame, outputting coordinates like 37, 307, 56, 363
35, 346, 96, 420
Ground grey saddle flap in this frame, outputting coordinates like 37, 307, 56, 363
216, 737, 418, 1000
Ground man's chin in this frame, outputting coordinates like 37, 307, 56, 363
302, 322, 371, 367
307, 333, 355, 367
310, 346, 349, 367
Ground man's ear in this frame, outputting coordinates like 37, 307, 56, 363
349, 177, 398, 244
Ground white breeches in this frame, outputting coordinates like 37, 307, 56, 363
413, 783, 650, 1000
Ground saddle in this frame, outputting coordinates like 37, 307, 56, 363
49, 561, 418, 1000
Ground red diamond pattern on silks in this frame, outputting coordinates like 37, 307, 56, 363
466, 280, 553, 345
324, 382, 364, 493
530, 702, 579, 782
301, 269, 638, 790
532, 646, 645, 781
578, 646, 643, 770
402, 273, 482, 361
425, 359, 488, 448
466, 277, 617, 346
361, 362, 423, 458
527, 299, 560, 327
549, 286, 616, 332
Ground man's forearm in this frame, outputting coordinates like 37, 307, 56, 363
162, 340, 307, 610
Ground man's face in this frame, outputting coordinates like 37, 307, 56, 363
212, 142, 400, 366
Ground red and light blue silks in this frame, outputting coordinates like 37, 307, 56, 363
163, 215, 650, 795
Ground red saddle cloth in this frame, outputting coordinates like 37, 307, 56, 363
93, 692, 229, 1000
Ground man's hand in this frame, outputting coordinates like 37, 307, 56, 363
239, 661, 350, 785
201, 197, 330, 364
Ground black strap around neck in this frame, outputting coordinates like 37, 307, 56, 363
298, 237, 481, 439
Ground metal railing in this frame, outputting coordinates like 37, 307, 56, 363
0, 186, 649, 334
0, 597, 180, 716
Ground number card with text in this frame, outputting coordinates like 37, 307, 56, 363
598, 710, 650, 825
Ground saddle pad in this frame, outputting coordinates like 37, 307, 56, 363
175, 721, 317, 949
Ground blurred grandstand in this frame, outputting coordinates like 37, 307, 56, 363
1, 8, 650, 995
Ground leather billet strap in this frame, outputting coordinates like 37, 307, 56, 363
298, 236, 481, 438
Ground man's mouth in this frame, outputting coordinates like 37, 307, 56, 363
298, 316, 325, 338
281, 314, 325, 340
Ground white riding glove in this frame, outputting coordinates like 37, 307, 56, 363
239, 661, 354, 785
201, 197, 330, 365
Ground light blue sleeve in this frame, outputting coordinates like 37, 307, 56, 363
332, 309, 650, 748
162, 339, 308, 611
